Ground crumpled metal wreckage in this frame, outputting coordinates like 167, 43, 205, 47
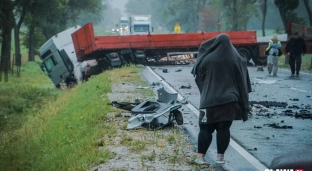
111, 88, 183, 130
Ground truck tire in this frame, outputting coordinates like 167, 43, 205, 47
252, 47, 267, 66
237, 47, 251, 62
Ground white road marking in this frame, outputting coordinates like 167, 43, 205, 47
146, 66, 267, 171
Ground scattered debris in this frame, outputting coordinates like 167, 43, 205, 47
185, 91, 191, 95
295, 110, 312, 119
180, 84, 191, 89
163, 69, 168, 73
290, 98, 299, 101
175, 69, 182, 72
111, 101, 141, 111
250, 101, 288, 108
254, 126, 262, 129
281, 120, 284, 123
257, 67, 264, 71
127, 101, 182, 129
288, 105, 301, 109
264, 123, 293, 129
180, 99, 189, 104
151, 82, 161, 87
157, 87, 178, 104
283, 110, 294, 116
111, 88, 184, 130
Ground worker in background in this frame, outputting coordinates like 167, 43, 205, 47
191, 34, 251, 165
286, 32, 307, 77
266, 36, 282, 76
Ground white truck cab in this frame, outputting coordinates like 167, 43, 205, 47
39, 26, 90, 87
129, 15, 152, 35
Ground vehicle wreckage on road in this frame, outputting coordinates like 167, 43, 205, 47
111, 88, 183, 130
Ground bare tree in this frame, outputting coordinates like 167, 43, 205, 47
303, 0, 312, 26
259, 0, 268, 36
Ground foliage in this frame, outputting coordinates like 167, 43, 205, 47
274, 0, 300, 31
162, 0, 208, 32
210, 0, 258, 31
198, 6, 220, 31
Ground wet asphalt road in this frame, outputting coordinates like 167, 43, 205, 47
142, 65, 312, 169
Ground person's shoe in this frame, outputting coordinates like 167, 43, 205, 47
296, 74, 300, 77
216, 155, 225, 164
290, 74, 295, 77
194, 156, 209, 165
268, 72, 271, 75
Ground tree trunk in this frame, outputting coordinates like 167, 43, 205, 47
232, 0, 238, 31
14, 6, 26, 69
303, 0, 312, 26
0, 24, 12, 82
278, 8, 287, 33
28, 24, 35, 61
260, 0, 267, 36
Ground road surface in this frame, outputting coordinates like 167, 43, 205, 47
142, 65, 312, 170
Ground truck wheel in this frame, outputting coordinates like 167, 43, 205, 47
252, 47, 267, 66
237, 47, 251, 62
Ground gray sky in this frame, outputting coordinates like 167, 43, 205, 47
109, 0, 128, 16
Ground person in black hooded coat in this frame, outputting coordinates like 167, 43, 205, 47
191, 34, 252, 165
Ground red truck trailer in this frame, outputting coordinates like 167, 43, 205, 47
71, 22, 269, 65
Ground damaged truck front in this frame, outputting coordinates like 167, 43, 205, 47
39, 26, 124, 88
39, 26, 92, 87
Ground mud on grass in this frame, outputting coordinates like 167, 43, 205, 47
92, 65, 208, 171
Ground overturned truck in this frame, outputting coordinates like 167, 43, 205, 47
39, 22, 312, 87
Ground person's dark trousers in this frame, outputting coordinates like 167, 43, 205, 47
198, 121, 232, 154
289, 54, 302, 75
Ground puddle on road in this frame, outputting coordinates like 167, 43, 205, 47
253, 78, 277, 84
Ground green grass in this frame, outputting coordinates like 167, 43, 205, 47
0, 65, 148, 170
0, 60, 56, 132
278, 54, 312, 71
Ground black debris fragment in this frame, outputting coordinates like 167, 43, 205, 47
111, 101, 141, 111
151, 82, 161, 86
254, 148, 258, 151
180, 84, 191, 89
283, 110, 294, 116
175, 69, 182, 72
249, 101, 288, 108
290, 98, 299, 101
288, 105, 301, 109
295, 110, 312, 119
254, 126, 262, 128
263, 123, 293, 129
163, 69, 168, 73
281, 120, 284, 123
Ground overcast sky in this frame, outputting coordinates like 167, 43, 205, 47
108, 0, 128, 16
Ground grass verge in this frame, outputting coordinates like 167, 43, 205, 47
278, 54, 312, 71
0, 65, 144, 170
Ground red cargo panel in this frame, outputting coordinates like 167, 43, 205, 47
71, 23, 97, 61
73, 23, 258, 61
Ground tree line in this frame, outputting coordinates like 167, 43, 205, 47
125, 0, 312, 34
0, 0, 103, 81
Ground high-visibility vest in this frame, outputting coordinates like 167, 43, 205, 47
265, 40, 282, 56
